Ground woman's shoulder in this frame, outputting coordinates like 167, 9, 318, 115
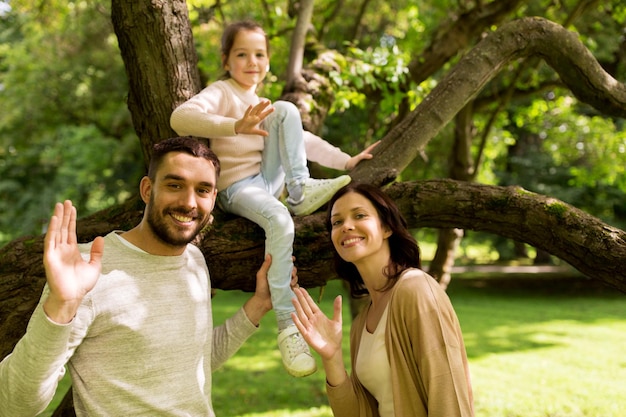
395, 268, 438, 290
391, 268, 447, 307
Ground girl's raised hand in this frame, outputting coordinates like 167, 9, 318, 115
235, 100, 275, 136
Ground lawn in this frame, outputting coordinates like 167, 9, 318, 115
39, 273, 626, 417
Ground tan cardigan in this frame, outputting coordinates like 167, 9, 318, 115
327, 269, 474, 417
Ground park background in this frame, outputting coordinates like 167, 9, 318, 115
0, 0, 625, 416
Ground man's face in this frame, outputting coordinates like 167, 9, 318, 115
143, 152, 218, 249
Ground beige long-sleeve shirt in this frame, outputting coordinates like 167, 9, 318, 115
0, 232, 258, 417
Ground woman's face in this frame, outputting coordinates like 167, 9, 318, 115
329, 192, 392, 265
223, 29, 269, 90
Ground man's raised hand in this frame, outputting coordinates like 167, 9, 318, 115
42, 200, 103, 324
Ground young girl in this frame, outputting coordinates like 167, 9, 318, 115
292, 183, 474, 415
170, 20, 378, 377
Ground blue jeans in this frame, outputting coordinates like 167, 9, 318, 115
217, 101, 310, 325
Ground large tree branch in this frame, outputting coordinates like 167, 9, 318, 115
352, 17, 626, 187
3, 178, 625, 359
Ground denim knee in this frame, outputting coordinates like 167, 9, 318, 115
266, 205, 295, 244
272, 100, 300, 121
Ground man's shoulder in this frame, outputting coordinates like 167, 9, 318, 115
186, 243, 205, 259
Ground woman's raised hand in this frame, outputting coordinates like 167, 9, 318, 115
291, 287, 343, 361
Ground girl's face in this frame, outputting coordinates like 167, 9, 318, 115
223, 29, 269, 90
330, 192, 392, 266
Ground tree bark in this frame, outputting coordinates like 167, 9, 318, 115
3, 178, 625, 361
386, 179, 626, 293
110, 0, 201, 165
428, 103, 476, 288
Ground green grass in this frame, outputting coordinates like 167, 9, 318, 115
450, 276, 626, 417
40, 276, 626, 417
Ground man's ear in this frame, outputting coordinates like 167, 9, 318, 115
139, 176, 152, 204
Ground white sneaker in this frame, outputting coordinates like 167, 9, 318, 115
286, 175, 352, 216
277, 325, 317, 377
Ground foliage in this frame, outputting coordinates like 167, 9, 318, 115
494, 93, 626, 228
1, 0, 625, 247
0, 0, 143, 246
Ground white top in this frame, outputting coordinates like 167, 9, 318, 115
355, 304, 395, 417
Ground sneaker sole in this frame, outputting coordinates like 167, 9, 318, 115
289, 176, 351, 216
284, 363, 317, 377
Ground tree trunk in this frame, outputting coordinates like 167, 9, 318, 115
285, 0, 315, 86
429, 103, 475, 288
110, 0, 201, 165
429, 228, 465, 290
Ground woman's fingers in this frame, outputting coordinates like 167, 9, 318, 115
292, 287, 309, 317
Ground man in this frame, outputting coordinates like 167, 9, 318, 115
0, 136, 278, 416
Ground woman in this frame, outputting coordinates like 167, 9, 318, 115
292, 183, 474, 416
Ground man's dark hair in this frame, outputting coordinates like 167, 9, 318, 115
148, 137, 221, 181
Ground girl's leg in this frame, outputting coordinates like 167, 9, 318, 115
261, 100, 308, 196
218, 176, 316, 377
218, 175, 295, 326
262, 100, 351, 216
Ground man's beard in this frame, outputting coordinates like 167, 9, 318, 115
146, 195, 208, 247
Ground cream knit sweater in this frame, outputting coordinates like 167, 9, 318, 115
170, 78, 350, 190
0, 232, 258, 417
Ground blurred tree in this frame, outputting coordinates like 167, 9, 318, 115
0, 0, 143, 246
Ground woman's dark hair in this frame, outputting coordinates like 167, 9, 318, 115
325, 182, 421, 298
220, 20, 269, 78
148, 136, 220, 181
